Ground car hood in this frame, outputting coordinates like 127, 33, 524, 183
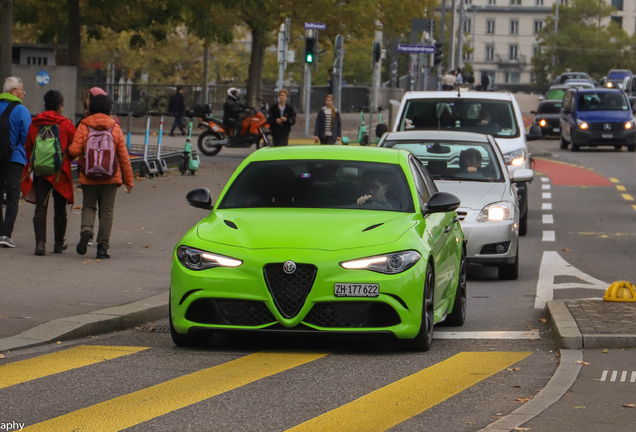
536, 113, 560, 120
196, 208, 416, 251
435, 181, 506, 210
577, 111, 633, 122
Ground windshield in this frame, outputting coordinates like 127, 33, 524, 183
559, 74, 588, 83
537, 102, 562, 114
608, 71, 631, 80
400, 99, 519, 138
577, 92, 629, 111
218, 160, 415, 212
382, 140, 504, 183
546, 89, 566, 100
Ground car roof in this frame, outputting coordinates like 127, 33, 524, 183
575, 88, 623, 94
381, 130, 491, 143
248, 145, 404, 164
401, 90, 514, 102
561, 72, 589, 76
547, 86, 568, 90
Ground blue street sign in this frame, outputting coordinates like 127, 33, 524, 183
396, 45, 436, 54
36, 70, 50, 86
304, 22, 327, 30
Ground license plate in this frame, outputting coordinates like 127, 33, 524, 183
553, 128, 560, 133
602, 134, 613, 139
335, 283, 379, 297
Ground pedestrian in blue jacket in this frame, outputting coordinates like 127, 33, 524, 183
0, 77, 32, 248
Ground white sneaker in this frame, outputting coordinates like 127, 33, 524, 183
0, 236, 16, 248
88, 238, 94, 246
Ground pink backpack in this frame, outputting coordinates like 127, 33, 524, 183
84, 125, 117, 180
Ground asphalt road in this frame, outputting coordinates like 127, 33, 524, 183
2, 138, 636, 431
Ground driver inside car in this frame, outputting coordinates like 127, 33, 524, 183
356, 171, 398, 208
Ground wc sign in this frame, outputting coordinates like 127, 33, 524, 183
36, 70, 50, 86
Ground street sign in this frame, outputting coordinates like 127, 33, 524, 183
304, 22, 327, 30
397, 45, 436, 54
36, 70, 50, 86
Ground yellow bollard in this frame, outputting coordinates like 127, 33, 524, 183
603, 281, 636, 302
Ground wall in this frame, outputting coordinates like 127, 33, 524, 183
11, 65, 77, 121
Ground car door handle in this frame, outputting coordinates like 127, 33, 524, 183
444, 225, 452, 233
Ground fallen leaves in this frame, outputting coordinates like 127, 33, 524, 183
507, 367, 521, 371
513, 428, 532, 431
56, 341, 62, 345
539, 318, 547, 323
575, 361, 590, 365
512, 398, 531, 403
562, 248, 571, 252
602, 349, 608, 353
623, 404, 635, 408
0, 353, 4, 359
87, 335, 99, 339
573, 406, 587, 409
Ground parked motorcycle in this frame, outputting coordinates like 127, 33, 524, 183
194, 104, 272, 157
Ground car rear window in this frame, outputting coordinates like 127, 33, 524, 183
608, 71, 631, 80
546, 89, 566, 100
577, 92, 629, 111
559, 74, 588, 83
537, 102, 562, 114
219, 160, 415, 212
399, 98, 519, 138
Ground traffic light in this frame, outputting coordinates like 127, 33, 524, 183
434, 41, 443, 65
372, 41, 382, 63
305, 37, 316, 63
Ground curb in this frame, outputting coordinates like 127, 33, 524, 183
479, 350, 583, 431
0, 293, 168, 353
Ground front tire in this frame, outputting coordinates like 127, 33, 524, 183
499, 246, 520, 280
628, 145, 636, 152
445, 251, 467, 326
519, 208, 528, 236
197, 130, 223, 156
398, 264, 434, 352
139, 163, 149, 178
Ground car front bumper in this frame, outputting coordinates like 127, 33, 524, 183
573, 128, 636, 147
457, 209, 518, 265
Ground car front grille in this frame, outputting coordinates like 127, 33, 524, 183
303, 302, 401, 328
185, 299, 276, 326
588, 122, 626, 132
263, 263, 317, 318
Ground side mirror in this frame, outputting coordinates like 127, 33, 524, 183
530, 110, 537, 114
525, 125, 542, 141
186, 188, 214, 210
425, 192, 461, 214
511, 169, 534, 183
375, 123, 388, 138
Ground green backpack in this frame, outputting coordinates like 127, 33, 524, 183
32, 124, 63, 177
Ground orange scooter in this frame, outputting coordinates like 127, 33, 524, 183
196, 106, 272, 156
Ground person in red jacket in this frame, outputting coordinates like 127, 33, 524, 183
68, 94, 133, 259
21, 90, 76, 256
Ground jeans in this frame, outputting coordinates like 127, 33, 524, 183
80, 184, 119, 249
0, 162, 24, 238
33, 175, 68, 245
170, 116, 185, 135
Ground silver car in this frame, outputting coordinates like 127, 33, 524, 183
379, 131, 533, 280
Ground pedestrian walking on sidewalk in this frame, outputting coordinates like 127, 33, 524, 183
0, 77, 32, 249
313, 94, 341, 145
168, 86, 186, 137
21, 90, 76, 256
68, 95, 134, 259
268, 89, 296, 146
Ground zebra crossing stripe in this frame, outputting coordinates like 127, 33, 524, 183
601, 370, 608, 382
621, 371, 627, 382
0, 346, 148, 390
286, 352, 530, 432
24, 351, 329, 432
631, 372, 636, 383
611, 371, 618, 382
600, 370, 636, 383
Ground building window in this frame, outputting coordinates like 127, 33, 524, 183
611, 16, 623, 28
511, 0, 521, 5
463, 51, 471, 60
464, 18, 471, 33
27, 56, 48, 66
485, 45, 494, 61
533, 45, 540, 57
489, 0, 496, 4
534, 20, 543, 34
510, 20, 519, 35
486, 19, 495, 34
465, 0, 472, 4
509, 44, 518, 60
505, 72, 521, 83
612, 0, 623, 11
536, 0, 543, 4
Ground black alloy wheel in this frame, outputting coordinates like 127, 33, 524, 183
499, 246, 520, 280
445, 251, 467, 326
398, 264, 435, 352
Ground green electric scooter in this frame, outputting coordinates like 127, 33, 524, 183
372, 106, 388, 144
179, 121, 200, 175
341, 106, 369, 146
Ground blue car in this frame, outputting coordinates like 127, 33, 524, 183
560, 88, 636, 152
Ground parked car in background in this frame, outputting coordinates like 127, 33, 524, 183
604, 70, 633, 89
379, 131, 533, 280
532, 100, 563, 138
560, 88, 636, 151
539, 86, 568, 101
564, 79, 595, 89
553, 72, 592, 85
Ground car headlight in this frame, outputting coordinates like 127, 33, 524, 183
539, 119, 547, 127
477, 202, 513, 222
607, 82, 613, 88
625, 121, 633, 130
576, 119, 588, 130
177, 246, 242, 270
503, 148, 526, 166
340, 251, 421, 274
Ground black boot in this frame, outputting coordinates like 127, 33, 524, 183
96, 244, 110, 259
76, 230, 91, 255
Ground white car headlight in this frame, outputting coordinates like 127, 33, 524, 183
503, 148, 526, 166
177, 246, 242, 270
340, 251, 421, 274
477, 202, 513, 222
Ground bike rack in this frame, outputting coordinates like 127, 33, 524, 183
155, 114, 168, 175
140, 115, 159, 177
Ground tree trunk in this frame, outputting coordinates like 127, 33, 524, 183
245, 27, 265, 108
68, 0, 82, 116
0, 0, 13, 83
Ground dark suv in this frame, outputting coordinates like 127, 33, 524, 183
560, 88, 636, 152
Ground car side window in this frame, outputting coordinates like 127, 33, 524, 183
409, 159, 429, 209
413, 158, 437, 198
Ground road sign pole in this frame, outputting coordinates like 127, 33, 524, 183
305, 28, 314, 138
277, 23, 286, 91
334, 35, 344, 113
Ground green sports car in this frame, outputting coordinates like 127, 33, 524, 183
170, 146, 466, 351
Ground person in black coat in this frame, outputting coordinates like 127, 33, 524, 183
223, 87, 248, 143
168, 86, 186, 136
480, 72, 490, 92
313, 94, 341, 144
268, 89, 296, 146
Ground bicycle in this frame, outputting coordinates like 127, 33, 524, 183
131, 90, 169, 114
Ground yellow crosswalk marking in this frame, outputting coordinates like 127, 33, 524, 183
0, 346, 147, 390
610, 178, 620, 184
24, 351, 329, 432
622, 194, 634, 201
286, 352, 530, 432
632, 205, 636, 212
616, 185, 627, 191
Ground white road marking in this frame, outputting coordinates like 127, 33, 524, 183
601, 370, 608, 381
631, 371, 636, 383
541, 177, 550, 182
542, 192, 552, 199
542, 231, 555, 242
611, 371, 618, 382
433, 331, 540, 340
543, 214, 554, 224
542, 203, 552, 210
542, 184, 551, 190
621, 371, 628, 382
534, 251, 608, 309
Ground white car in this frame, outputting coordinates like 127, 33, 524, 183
379, 131, 534, 279
391, 91, 540, 236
